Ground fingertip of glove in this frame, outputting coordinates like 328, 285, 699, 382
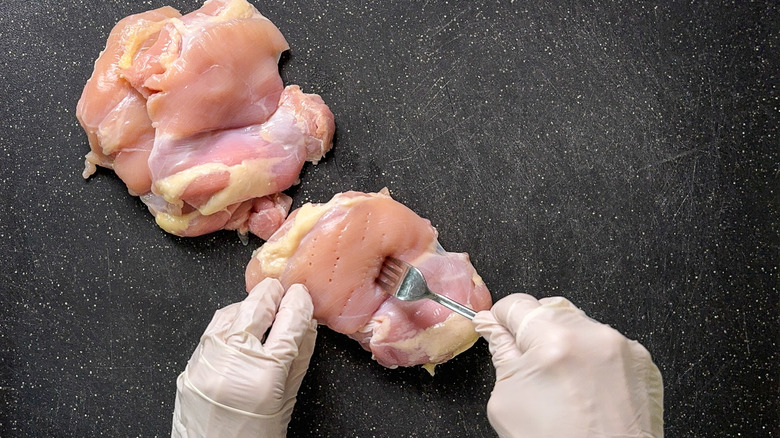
492, 294, 541, 328
283, 284, 314, 316
287, 282, 310, 294
538, 296, 577, 309
472, 311, 510, 343
250, 277, 285, 297
471, 310, 494, 329
275, 285, 316, 330
494, 293, 540, 307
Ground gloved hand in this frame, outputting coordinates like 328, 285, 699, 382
171, 278, 317, 438
473, 294, 663, 438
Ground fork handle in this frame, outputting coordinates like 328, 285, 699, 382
429, 292, 477, 320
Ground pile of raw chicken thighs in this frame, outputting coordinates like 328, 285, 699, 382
77, 0, 492, 372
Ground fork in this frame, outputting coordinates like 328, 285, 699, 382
377, 257, 477, 319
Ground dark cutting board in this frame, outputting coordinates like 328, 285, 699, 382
1, 1, 777, 436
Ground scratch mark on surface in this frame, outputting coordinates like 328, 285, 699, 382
742, 312, 750, 356
535, 67, 561, 97
429, 9, 468, 38
419, 178, 443, 194
386, 116, 422, 159
418, 78, 452, 114
385, 154, 416, 166
691, 359, 731, 399
640, 149, 699, 171
436, 113, 476, 138
672, 193, 690, 221
676, 354, 706, 385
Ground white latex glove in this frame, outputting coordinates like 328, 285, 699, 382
171, 278, 317, 438
473, 294, 663, 438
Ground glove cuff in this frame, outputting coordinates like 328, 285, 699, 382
172, 371, 294, 438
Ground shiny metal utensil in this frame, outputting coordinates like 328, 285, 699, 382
377, 257, 477, 319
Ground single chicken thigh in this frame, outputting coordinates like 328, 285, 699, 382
76, 0, 334, 239
246, 189, 493, 372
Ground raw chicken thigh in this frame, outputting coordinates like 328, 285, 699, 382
76, 0, 334, 239
245, 189, 493, 372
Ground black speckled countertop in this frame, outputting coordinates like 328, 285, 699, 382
1, 0, 777, 436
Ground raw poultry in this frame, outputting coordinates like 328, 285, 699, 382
76, 0, 334, 239
246, 189, 493, 372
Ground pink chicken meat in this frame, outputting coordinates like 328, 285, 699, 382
76, 0, 334, 239
246, 189, 493, 372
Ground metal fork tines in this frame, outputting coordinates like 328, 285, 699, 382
377, 257, 476, 320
